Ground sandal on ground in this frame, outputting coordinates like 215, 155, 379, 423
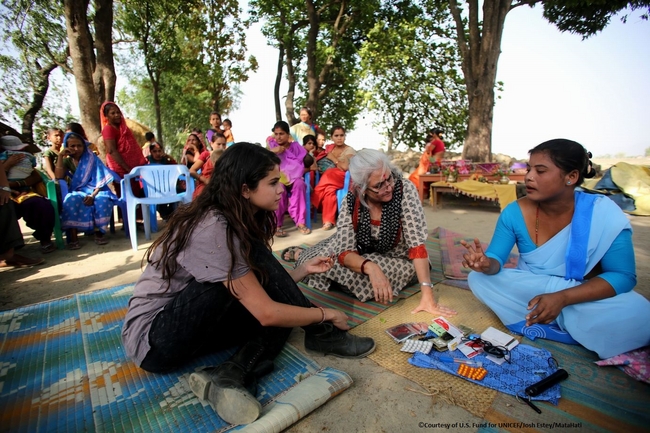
322, 222, 335, 231
3, 254, 45, 268
275, 228, 288, 238
297, 225, 311, 235
68, 241, 81, 250
94, 235, 109, 245
40, 242, 56, 254
281, 246, 304, 262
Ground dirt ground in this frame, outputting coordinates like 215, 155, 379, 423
2, 162, 649, 432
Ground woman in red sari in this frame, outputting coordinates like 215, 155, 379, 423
312, 125, 356, 230
100, 102, 148, 182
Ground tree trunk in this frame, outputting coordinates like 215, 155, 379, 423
22, 62, 58, 144
449, 0, 511, 162
93, 0, 116, 106
64, 0, 102, 143
304, 0, 320, 118
151, 75, 163, 146
274, 45, 284, 121
284, 42, 297, 125
463, 91, 494, 161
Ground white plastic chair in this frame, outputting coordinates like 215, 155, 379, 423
122, 165, 194, 251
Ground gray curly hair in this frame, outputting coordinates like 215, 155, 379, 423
349, 149, 400, 208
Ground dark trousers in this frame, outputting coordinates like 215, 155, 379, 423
141, 242, 313, 373
14, 196, 54, 243
1, 202, 24, 255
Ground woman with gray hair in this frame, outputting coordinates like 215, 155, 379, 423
283, 149, 456, 316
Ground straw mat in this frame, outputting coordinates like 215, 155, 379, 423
350, 283, 508, 418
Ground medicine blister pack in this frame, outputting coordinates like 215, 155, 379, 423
400, 339, 434, 354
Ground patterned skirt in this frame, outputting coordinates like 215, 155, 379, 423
296, 236, 416, 302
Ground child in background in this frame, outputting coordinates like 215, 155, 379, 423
42, 128, 64, 180
0, 136, 38, 192
142, 132, 158, 158
191, 132, 226, 199
147, 143, 176, 165
302, 134, 318, 175
146, 142, 178, 221
205, 111, 222, 143
313, 130, 326, 159
222, 119, 235, 146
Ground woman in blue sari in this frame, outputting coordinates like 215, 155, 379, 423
462, 139, 650, 359
55, 132, 117, 249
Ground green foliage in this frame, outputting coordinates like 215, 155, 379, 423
251, 0, 380, 130
542, 1, 650, 38
116, 0, 257, 146
360, 1, 467, 151
0, 0, 71, 144
645, 147, 650, 157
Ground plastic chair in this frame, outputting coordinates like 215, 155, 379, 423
46, 180, 65, 250
122, 165, 194, 251
47, 171, 128, 249
304, 171, 319, 230
336, 171, 351, 209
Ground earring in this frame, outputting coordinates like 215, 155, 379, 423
567, 181, 571, 185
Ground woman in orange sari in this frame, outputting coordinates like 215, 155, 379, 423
408, 127, 445, 187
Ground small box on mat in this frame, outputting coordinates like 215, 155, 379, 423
428, 316, 464, 338
385, 322, 428, 343
481, 327, 519, 351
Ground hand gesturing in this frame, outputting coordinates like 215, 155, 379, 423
460, 238, 491, 273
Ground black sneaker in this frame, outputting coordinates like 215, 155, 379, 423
304, 323, 376, 358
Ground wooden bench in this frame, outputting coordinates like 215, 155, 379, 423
429, 185, 454, 210
417, 173, 525, 201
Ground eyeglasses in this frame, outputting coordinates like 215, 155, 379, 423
462, 337, 511, 363
367, 174, 395, 194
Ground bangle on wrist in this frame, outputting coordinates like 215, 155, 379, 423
419, 282, 434, 288
0, 186, 11, 192
360, 259, 371, 275
316, 306, 325, 324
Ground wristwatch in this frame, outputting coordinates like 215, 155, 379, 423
0, 186, 11, 192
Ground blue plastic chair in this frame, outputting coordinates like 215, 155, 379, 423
122, 164, 194, 251
305, 171, 318, 230
336, 171, 351, 209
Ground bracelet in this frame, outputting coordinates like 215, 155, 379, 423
360, 259, 371, 275
317, 306, 325, 324
419, 282, 434, 288
0, 186, 10, 192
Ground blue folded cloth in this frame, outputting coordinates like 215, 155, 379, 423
409, 344, 562, 403
507, 320, 579, 345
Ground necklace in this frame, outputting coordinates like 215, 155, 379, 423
535, 204, 540, 246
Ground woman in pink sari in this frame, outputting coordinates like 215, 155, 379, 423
100, 102, 147, 182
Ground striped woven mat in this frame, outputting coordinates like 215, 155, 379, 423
0, 284, 352, 433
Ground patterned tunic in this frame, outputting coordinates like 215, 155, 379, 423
296, 178, 429, 301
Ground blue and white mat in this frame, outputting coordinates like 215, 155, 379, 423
0, 284, 352, 432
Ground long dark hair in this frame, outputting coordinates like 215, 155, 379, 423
144, 143, 280, 291
529, 139, 596, 186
